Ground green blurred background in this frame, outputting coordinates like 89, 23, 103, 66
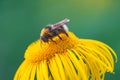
0, 0, 120, 80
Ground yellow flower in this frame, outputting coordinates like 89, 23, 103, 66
14, 19, 117, 80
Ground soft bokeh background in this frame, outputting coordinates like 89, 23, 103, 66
0, 0, 120, 80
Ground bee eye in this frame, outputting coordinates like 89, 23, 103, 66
45, 25, 53, 31
41, 36, 48, 42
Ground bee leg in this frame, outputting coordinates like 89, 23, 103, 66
64, 31, 69, 37
58, 35, 62, 40
50, 38, 56, 43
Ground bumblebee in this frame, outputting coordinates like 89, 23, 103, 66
40, 18, 70, 43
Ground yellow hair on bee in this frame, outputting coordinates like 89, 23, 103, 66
40, 28, 51, 37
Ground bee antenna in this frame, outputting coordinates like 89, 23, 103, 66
40, 38, 43, 47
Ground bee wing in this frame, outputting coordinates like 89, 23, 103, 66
53, 18, 70, 29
